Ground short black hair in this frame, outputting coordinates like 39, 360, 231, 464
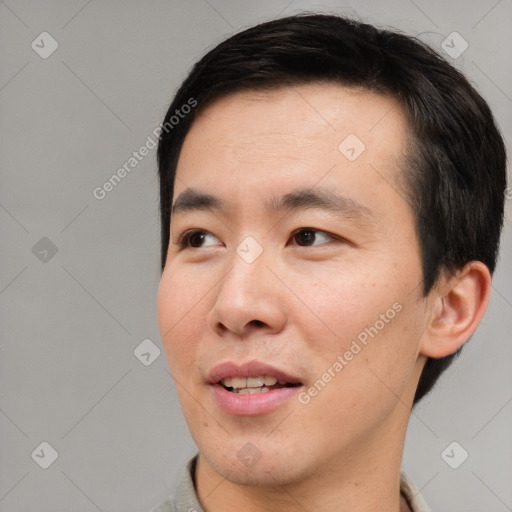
157, 13, 507, 404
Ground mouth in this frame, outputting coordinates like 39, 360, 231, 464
219, 376, 302, 394
208, 361, 304, 415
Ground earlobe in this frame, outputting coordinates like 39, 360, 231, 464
420, 262, 492, 359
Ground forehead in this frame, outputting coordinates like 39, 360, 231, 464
174, 83, 409, 217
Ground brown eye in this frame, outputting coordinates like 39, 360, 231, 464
189, 231, 206, 247
292, 228, 335, 247
294, 229, 316, 246
178, 230, 220, 249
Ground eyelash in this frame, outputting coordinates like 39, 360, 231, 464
176, 228, 341, 250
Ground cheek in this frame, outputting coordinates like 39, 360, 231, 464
292, 260, 424, 391
295, 299, 425, 448
287, 264, 397, 350
324, 290, 423, 395
157, 266, 208, 372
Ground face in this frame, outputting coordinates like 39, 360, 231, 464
157, 83, 431, 486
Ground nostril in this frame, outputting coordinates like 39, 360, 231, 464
250, 320, 265, 328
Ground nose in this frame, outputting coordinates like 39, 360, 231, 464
206, 253, 287, 339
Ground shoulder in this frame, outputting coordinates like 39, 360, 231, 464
148, 495, 174, 512
400, 471, 432, 512
148, 455, 201, 512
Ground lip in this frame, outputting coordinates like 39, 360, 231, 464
208, 360, 302, 384
208, 360, 303, 416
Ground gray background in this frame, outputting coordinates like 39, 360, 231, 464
1, 0, 511, 511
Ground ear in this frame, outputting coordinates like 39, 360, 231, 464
419, 261, 492, 358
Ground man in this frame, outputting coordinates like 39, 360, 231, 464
153, 13, 506, 512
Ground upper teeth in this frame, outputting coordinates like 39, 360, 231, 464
221, 376, 279, 389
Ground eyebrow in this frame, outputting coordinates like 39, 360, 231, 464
171, 186, 375, 223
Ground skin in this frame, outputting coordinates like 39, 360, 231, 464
157, 83, 491, 512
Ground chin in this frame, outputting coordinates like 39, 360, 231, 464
198, 439, 313, 487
